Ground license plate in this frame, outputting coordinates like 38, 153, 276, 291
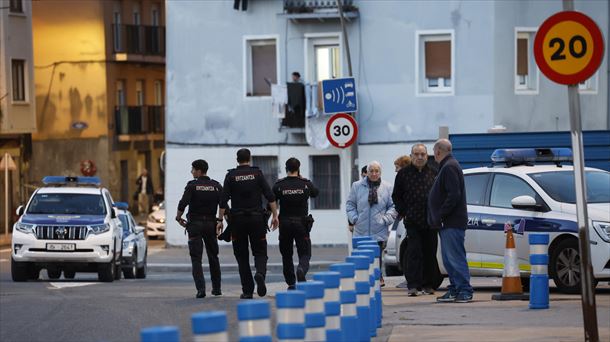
46, 243, 76, 251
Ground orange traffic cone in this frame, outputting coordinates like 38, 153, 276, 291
492, 224, 529, 301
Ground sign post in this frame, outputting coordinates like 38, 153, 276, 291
534, 4, 604, 341
0, 153, 17, 237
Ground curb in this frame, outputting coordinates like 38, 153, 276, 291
148, 261, 336, 273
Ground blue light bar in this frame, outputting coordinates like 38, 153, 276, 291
491, 148, 572, 166
42, 176, 102, 186
113, 202, 129, 210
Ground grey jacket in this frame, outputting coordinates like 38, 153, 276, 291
346, 178, 397, 242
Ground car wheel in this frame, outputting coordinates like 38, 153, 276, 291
549, 238, 582, 294
98, 253, 116, 282
136, 249, 147, 279
47, 267, 61, 280
123, 250, 136, 279
64, 269, 76, 279
11, 258, 29, 282
28, 266, 41, 280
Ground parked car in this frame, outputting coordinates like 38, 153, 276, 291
115, 202, 147, 279
146, 201, 165, 239
11, 176, 123, 282
383, 219, 403, 276
394, 148, 610, 293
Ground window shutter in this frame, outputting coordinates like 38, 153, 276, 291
425, 40, 451, 79
252, 44, 277, 96
517, 38, 528, 76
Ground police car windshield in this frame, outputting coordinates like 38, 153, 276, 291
27, 193, 107, 215
119, 214, 130, 235
528, 171, 610, 204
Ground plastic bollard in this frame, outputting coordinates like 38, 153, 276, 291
339, 290, 359, 342
237, 300, 272, 342
141, 326, 179, 342
347, 256, 373, 340
352, 236, 372, 249
357, 243, 381, 272
192, 311, 228, 342
296, 281, 326, 341
374, 268, 382, 327
276, 291, 306, 341
329, 263, 356, 292
312, 272, 342, 341
352, 249, 377, 334
529, 234, 550, 310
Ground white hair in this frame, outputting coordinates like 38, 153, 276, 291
367, 161, 382, 173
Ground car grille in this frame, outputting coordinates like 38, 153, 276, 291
35, 226, 88, 240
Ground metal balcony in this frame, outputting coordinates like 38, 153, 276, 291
282, 0, 358, 21
115, 106, 165, 136
111, 24, 165, 60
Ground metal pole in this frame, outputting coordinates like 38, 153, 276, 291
4, 152, 8, 237
336, 0, 359, 183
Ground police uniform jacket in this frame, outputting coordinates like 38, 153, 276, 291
272, 176, 319, 218
177, 176, 225, 220
221, 165, 275, 212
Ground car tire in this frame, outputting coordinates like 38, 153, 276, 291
136, 249, 147, 279
11, 258, 29, 282
549, 238, 582, 294
123, 250, 136, 279
64, 269, 76, 279
385, 265, 401, 277
47, 267, 61, 280
98, 253, 116, 282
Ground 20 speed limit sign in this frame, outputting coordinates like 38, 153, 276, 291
534, 11, 605, 85
326, 113, 358, 148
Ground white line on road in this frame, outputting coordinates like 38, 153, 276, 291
49, 282, 98, 289
0, 248, 12, 252
0, 259, 8, 262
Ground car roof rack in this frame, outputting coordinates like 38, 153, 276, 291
490, 148, 572, 167
42, 176, 102, 187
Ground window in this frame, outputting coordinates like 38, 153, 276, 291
113, 9, 122, 52
311, 155, 340, 209
9, 0, 23, 13
245, 37, 278, 97
417, 31, 454, 95
315, 45, 341, 82
515, 29, 538, 94
151, 5, 160, 26
136, 80, 144, 106
133, 3, 141, 25
116, 80, 126, 105
154, 80, 163, 105
490, 174, 538, 209
464, 173, 490, 205
578, 73, 598, 94
252, 156, 279, 188
529, 171, 610, 204
11, 59, 26, 102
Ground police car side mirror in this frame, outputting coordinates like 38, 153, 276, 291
16, 205, 24, 216
111, 207, 118, 219
135, 226, 145, 234
511, 195, 541, 211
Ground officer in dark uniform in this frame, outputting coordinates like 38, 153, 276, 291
175, 159, 225, 299
218, 148, 278, 299
272, 158, 319, 290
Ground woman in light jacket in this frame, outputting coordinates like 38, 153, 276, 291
346, 161, 397, 286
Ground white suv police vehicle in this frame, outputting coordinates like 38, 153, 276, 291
391, 148, 610, 293
11, 176, 123, 282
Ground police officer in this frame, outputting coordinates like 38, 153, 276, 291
175, 159, 225, 299
272, 158, 318, 290
218, 149, 278, 299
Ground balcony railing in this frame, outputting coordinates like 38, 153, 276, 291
283, 0, 356, 13
112, 24, 165, 56
115, 106, 165, 135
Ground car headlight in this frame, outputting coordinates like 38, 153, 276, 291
592, 221, 610, 243
14, 223, 34, 234
90, 223, 110, 235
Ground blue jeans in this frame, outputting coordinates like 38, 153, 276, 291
439, 228, 473, 296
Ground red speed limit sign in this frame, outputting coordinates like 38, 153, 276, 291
326, 113, 358, 148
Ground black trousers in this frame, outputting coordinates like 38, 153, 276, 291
186, 219, 221, 292
279, 219, 311, 286
231, 216, 268, 295
405, 224, 440, 290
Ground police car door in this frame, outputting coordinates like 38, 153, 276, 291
462, 172, 490, 272
477, 172, 546, 275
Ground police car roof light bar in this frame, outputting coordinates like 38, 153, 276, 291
42, 176, 102, 187
113, 202, 129, 210
491, 148, 572, 167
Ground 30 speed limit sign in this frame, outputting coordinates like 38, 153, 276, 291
326, 113, 358, 148
534, 11, 605, 85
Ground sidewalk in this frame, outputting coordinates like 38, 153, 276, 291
148, 244, 349, 273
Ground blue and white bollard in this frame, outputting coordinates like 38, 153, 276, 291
141, 326, 180, 342
355, 245, 382, 327
192, 311, 228, 342
296, 281, 326, 341
329, 263, 358, 342
312, 271, 342, 341
237, 300, 272, 342
352, 236, 372, 249
276, 291, 306, 342
351, 248, 377, 333
347, 255, 372, 341
529, 234, 550, 310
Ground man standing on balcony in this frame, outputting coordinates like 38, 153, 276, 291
136, 169, 154, 215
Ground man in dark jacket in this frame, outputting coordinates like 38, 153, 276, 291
392, 144, 440, 296
428, 139, 473, 303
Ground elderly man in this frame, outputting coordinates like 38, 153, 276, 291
428, 139, 473, 303
392, 144, 440, 296
347, 161, 397, 286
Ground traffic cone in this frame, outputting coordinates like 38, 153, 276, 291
492, 224, 529, 301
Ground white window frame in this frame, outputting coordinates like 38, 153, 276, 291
304, 32, 343, 84
415, 30, 455, 97
578, 72, 598, 95
243, 34, 280, 100
10, 58, 28, 104
514, 27, 539, 95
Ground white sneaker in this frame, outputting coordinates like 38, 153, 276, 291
407, 288, 421, 297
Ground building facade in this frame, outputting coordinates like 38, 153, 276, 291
165, 0, 609, 246
30, 0, 165, 211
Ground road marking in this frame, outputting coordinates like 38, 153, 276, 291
0, 258, 8, 262
49, 282, 97, 289
0, 248, 12, 252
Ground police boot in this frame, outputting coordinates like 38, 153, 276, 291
196, 290, 206, 298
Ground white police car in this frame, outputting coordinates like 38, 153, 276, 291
393, 148, 610, 293
115, 202, 148, 279
11, 176, 124, 282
